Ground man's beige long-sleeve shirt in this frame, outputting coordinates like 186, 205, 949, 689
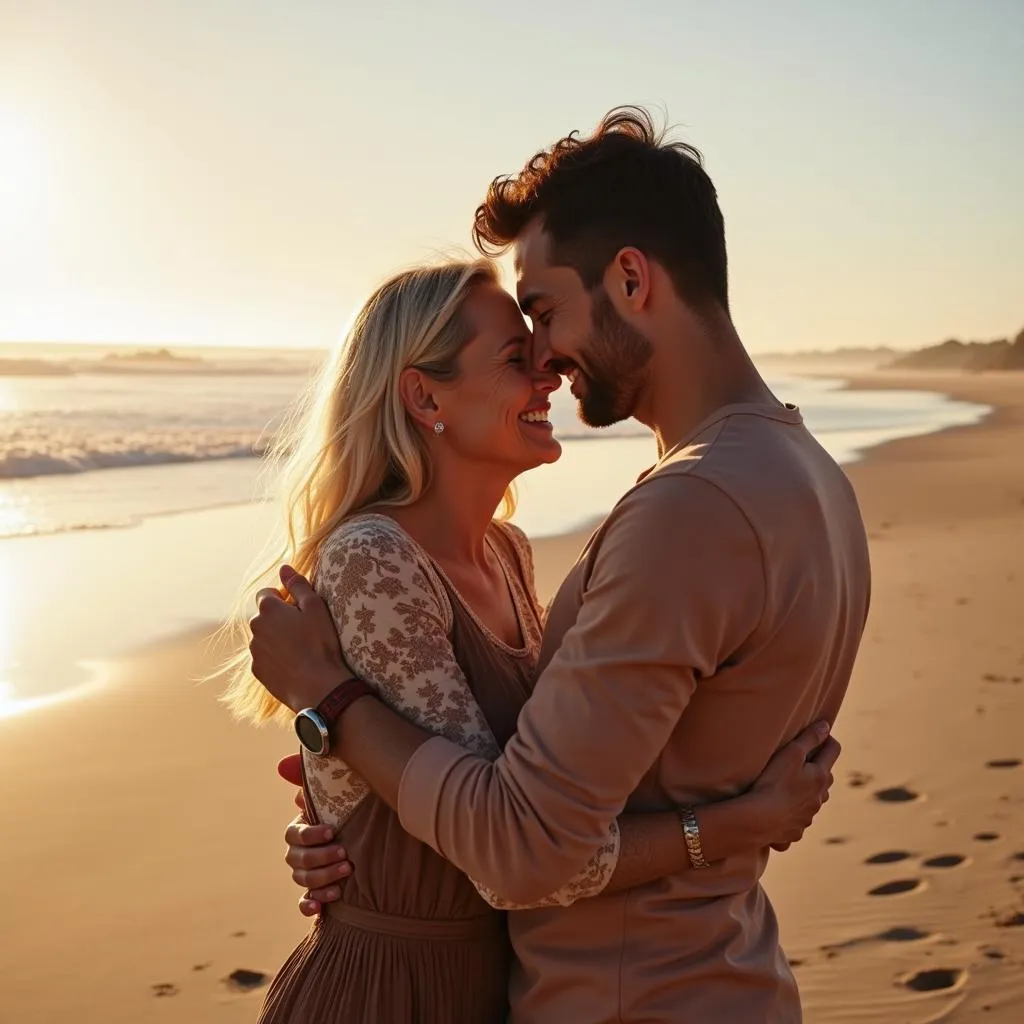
399, 402, 871, 1022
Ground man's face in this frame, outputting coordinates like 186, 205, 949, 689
515, 218, 652, 428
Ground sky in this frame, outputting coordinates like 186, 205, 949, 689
1, 0, 1021, 353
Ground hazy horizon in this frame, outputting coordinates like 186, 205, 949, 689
2, 1, 1022, 354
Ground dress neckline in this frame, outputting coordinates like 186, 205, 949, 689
346, 512, 535, 659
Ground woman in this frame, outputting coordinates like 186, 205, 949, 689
225, 260, 836, 1023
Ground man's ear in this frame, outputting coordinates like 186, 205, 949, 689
397, 367, 440, 431
604, 246, 651, 315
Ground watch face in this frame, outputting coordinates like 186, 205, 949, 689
295, 712, 327, 755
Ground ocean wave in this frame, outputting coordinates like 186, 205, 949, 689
0, 438, 267, 480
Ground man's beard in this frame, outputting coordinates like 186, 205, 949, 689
575, 289, 653, 428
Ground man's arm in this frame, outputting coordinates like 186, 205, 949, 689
283, 722, 839, 912
327, 476, 767, 904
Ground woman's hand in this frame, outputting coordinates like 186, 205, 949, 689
749, 721, 840, 852
277, 753, 352, 916
249, 567, 350, 713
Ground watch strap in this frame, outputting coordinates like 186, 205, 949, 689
316, 676, 374, 725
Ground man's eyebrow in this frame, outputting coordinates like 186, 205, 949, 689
518, 291, 548, 316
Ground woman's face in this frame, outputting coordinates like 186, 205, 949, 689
435, 282, 562, 476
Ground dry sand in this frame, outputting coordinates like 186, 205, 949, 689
1, 370, 1021, 1022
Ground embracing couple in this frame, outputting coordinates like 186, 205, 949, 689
225, 106, 871, 1023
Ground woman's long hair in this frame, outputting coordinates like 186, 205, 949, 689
220, 258, 512, 724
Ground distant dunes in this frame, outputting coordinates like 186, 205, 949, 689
888, 329, 1024, 371
99, 346, 204, 365
758, 323, 1024, 372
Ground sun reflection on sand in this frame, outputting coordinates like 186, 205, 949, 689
0, 680, 26, 717
0, 546, 13, 700
0, 678, 94, 718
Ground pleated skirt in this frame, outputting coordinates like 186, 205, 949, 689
257, 903, 511, 1024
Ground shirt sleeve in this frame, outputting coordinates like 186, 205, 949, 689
312, 517, 620, 908
396, 474, 767, 905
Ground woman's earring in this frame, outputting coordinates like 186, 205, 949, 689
433, 421, 445, 435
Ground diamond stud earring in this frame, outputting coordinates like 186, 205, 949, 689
433, 421, 445, 435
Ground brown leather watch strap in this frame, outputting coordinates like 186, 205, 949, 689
316, 677, 374, 724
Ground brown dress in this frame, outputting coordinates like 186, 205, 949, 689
257, 516, 542, 1024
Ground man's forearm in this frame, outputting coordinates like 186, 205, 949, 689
605, 794, 771, 893
333, 695, 432, 808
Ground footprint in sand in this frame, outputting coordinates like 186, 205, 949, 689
848, 770, 874, 788
982, 948, 1006, 960
994, 911, 1024, 928
986, 759, 1021, 769
152, 983, 179, 998
922, 854, 968, 869
878, 926, 931, 942
223, 969, 270, 993
973, 832, 1000, 842
874, 786, 920, 803
901, 967, 965, 993
865, 850, 914, 865
824, 836, 848, 845
868, 879, 925, 897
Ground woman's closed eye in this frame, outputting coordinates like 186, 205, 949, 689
502, 337, 528, 365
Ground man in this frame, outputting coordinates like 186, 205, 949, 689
251, 106, 871, 1021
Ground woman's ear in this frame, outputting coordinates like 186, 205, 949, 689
397, 367, 440, 431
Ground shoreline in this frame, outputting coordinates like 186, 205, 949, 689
1, 369, 1022, 1020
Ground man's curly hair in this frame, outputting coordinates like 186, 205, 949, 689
473, 106, 729, 311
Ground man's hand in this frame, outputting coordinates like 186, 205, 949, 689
750, 722, 840, 852
249, 566, 349, 712
278, 753, 352, 916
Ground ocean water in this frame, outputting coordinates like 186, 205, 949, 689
0, 351, 990, 717
0, 355, 989, 541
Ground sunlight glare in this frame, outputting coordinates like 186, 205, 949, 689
0, 105, 48, 227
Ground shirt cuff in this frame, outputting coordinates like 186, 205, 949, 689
397, 734, 471, 853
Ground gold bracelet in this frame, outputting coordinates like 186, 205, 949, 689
678, 805, 710, 869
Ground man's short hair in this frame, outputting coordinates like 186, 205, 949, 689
473, 105, 729, 312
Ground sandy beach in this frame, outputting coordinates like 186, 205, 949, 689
1, 370, 1022, 1023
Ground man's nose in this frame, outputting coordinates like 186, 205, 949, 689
531, 331, 555, 373
532, 367, 562, 395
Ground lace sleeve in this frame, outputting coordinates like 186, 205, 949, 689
469, 821, 620, 908
301, 517, 500, 830
304, 515, 618, 908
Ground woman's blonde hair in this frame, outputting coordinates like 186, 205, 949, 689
220, 257, 511, 724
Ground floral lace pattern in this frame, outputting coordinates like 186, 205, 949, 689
301, 514, 620, 909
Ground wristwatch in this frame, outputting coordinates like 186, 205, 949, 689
294, 676, 373, 756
